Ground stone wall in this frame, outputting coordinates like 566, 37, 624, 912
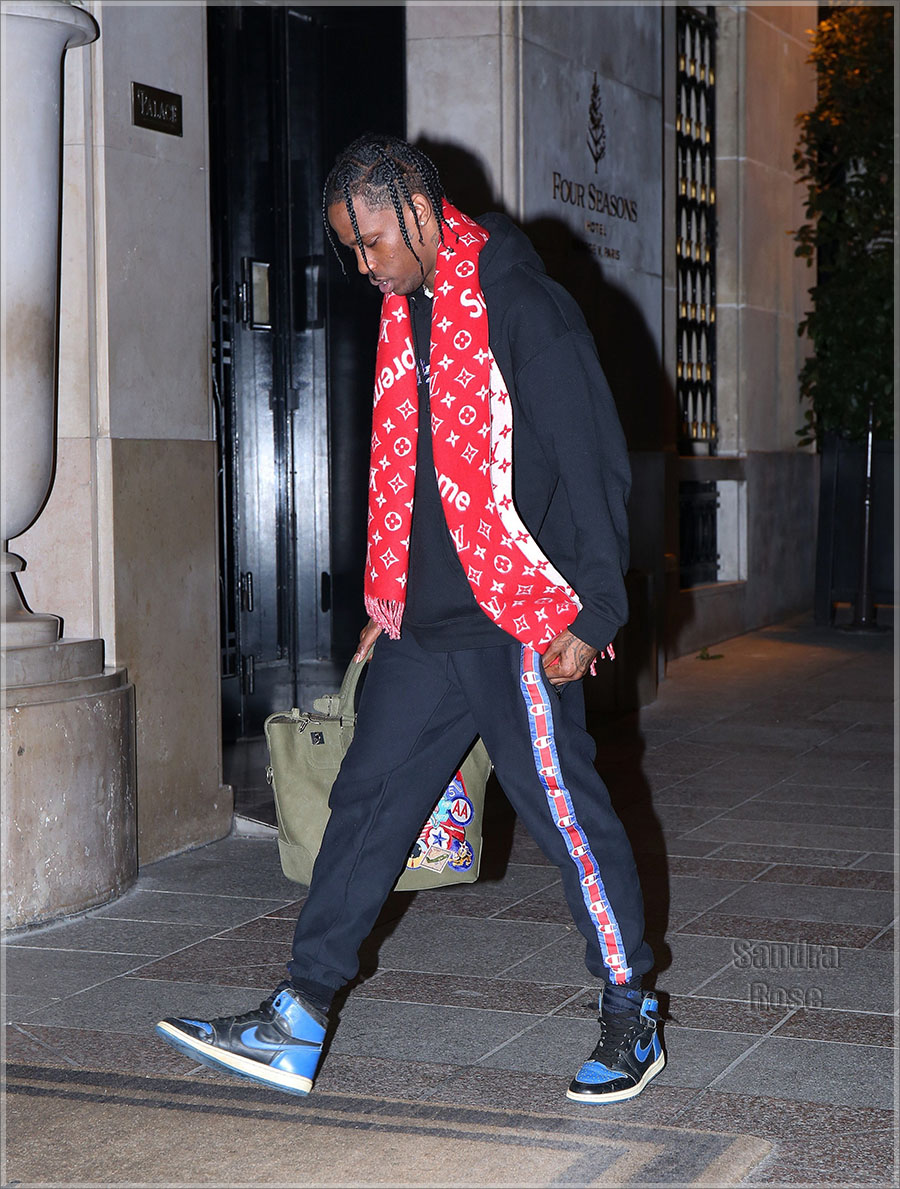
668, 3, 819, 657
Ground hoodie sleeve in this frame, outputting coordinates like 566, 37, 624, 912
513, 328, 631, 652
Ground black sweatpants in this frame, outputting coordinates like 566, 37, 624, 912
287, 630, 653, 994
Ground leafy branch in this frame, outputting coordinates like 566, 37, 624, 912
792, 5, 894, 447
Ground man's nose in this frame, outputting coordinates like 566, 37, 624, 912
354, 249, 371, 276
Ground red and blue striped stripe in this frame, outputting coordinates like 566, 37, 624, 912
519, 644, 632, 985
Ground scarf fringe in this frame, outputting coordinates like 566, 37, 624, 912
365, 596, 405, 641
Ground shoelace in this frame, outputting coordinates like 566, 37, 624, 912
587, 1010, 644, 1067
208, 990, 281, 1030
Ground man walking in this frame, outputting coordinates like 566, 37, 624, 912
156, 133, 664, 1105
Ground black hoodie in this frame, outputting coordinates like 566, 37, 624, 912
402, 212, 631, 653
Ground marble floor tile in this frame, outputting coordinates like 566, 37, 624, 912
709, 1035, 895, 1109
358, 911, 572, 981
671, 765, 796, 793
129, 937, 290, 989
661, 995, 789, 1035
632, 836, 721, 858
348, 969, 584, 1015
865, 927, 896, 951
138, 848, 299, 900
850, 852, 895, 872
691, 946, 893, 1014
420, 1063, 699, 1121
761, 782, 893, 808
677, 911, 881, 949
480, 1012, 761, 1090
708, 842, 869, 868
701, 881, 895, 927
3, 945, 154, 1001
682, 723, 838, 753
647, 934, 742, 995
671, 1087, 894, 1140
811, 723, 895, 756
652, 783, 769, 808
754, 864, 893, 891
91, 888, 293, 929
306, 1052, 463, 1101
770, 1006, 897, 1047
405, 865, 564, 919
20, 976, 275, 1035
662, 856, 771, 881
325, 996, 548, 1066
682, 818, 894, 854
717, 799, 894, 829
214, 915, 296, 944
621, 803, 731, 836
492, 883, 575, 924
492, 930, 616, 985
6, 917, 214, 957
2, 992, 59, 1025
662, 874, 748, 916
779, 762, 894, 790
6, 1021, 204, 1077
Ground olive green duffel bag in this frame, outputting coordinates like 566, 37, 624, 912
264, 654, 492, 892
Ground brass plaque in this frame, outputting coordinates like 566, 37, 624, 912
131, 82, 183, 137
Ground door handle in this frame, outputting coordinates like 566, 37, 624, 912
239, 258, 272, 329
298, 256, 324, 330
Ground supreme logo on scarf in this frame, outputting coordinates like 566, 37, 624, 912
364, 201, 582, 653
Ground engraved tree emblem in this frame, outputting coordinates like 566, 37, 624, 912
586, 71, 606, 173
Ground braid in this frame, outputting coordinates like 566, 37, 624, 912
343, 178, 367, 269
323, 133, 450, 274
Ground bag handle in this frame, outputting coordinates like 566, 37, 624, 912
337, 648, 373, 724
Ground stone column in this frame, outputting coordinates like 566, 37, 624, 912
1, 1, 138, 931
0, 0, 97, 644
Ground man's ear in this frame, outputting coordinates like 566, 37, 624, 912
410, 192, 435, 230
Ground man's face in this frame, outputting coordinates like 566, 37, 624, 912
327, 192, 439, 297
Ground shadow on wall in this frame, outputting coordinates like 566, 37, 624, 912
415, 136, 698, 705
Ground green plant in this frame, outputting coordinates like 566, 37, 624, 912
792, 4, 894, 448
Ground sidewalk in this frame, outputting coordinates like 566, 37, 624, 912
3, 613, 896, 1186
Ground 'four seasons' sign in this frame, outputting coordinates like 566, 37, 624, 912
549, 71, 639, 262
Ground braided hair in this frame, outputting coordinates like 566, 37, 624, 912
323, 133, 449, 276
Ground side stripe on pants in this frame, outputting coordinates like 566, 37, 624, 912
519, 644, 632, 985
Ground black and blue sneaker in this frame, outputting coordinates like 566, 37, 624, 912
156, 984, 326, 1096
566, 988, 665, 1103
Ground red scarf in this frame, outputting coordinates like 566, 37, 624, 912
364, 201, 581, 653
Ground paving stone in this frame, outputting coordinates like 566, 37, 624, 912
755, 864, 893, 891
709, 1036, 895, 1109
677, 911, 881, 949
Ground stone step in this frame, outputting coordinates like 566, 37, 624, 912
2, 666, 128, 708
0, 638, 105, 687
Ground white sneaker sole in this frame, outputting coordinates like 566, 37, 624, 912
156, 1021, 315, 1096
566, 1050, 666, 1103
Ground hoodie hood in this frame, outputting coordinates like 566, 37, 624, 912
474, 212, 547, 287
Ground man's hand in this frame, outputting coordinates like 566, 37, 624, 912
541, 628, 598, 686
353, 618, 383, 663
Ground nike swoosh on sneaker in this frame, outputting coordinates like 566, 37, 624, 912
239, 1026, 319, 1051
634, 1036, 655, 1062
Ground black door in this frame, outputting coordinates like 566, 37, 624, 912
208, 5, 405, 743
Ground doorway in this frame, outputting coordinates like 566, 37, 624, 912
207, 5, 406, 809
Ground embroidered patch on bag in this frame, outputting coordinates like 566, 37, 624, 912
405, 769, 476, 873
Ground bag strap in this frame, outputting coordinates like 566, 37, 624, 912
337, 649, 373, 725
